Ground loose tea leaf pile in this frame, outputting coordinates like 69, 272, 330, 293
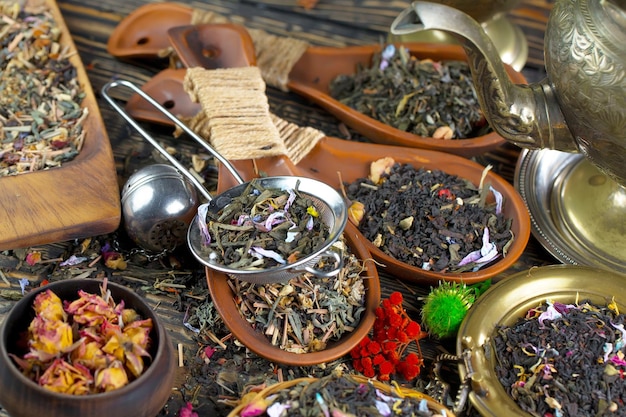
10, 283, 152, 394
345, 157, 514, 272
197, 179, 330, 270
237, 373, 445, 417
0, 1, 87, 177
494, 299, 626, 417
329, 44, 488, 139
229, 237, 367, 353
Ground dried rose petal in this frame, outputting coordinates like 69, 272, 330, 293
65, 290, 117, 326
33, 289, 66, 322
26, 315, 73, 361
95, 361, 129, 392
71, 340, 109, 371
39, 358, 94, 395
102, 318, 153, 378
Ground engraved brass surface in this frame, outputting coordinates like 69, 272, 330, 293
457, 265, 626, 417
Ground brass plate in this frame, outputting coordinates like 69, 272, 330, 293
457, 264, 626, 417
515, 149, 626, 274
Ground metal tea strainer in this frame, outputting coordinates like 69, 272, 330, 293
102, 79, 348, 284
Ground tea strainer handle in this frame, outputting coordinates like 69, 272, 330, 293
101, 79, 245, 202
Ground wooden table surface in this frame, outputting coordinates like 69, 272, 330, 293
0, 0, 556, 416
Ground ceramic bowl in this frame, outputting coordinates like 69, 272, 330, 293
0, 279, 176, 417
456, 265, 626, 416
206, 221, 380, 366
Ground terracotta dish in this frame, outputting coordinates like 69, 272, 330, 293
0, 279, 176, 417
109, 3, 527, 157
126, 71, 530, 285
206, 221, 380, 366
0, 0, 120, 250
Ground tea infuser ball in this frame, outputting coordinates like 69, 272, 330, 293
121, 164, 200, 253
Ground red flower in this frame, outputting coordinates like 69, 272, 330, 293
379, 360, 394, 375
382, 341, 398, 353
405, 321, 422, 338
367, 341, 381, 355
389, 292, 403, 306
351, 292, 426, 382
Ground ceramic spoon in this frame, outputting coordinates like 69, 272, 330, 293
125, 68, 531, 286
123, 24, 256, 126
108, 3, 527, 157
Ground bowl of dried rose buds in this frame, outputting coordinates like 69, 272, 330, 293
0, 278, 176, 417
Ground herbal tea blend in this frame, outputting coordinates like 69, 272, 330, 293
197, 178, 330, 270
345, 157, 513, 272
10, 284, 153, 394
0, 2, 87, 177
494, 299, 626, 417
228, 237, 366, 353
329, 44, 488, 139
237, 373, 445, 417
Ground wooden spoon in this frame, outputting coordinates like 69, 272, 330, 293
108, 3, 528, 157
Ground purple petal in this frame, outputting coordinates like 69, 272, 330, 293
538, 302, 562, 326
197, 204, 211, 245
490, 186, 503, 214
249, 247, 286, 264
264, 211, 287, 230
381, 44, 396, 60
306, 215, 315, 231
284, 189, 296, 211
60, 255, 89, 267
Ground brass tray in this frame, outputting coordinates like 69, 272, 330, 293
457, 264, 626, 417
514, 149, 625, 274
0, 0, 120, 250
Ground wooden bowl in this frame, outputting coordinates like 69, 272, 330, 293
0, 279, 176, 417
206, 221, 380, 366
0, 0, 120, 250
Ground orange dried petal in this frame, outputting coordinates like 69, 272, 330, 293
348, 201, 365, 225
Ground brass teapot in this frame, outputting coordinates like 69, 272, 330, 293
391, 0, 626, 186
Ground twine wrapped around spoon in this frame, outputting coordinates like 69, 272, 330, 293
180, 66, 324, 163
187, 8, 310, 92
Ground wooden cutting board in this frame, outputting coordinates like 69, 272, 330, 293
0, 0, 121, 250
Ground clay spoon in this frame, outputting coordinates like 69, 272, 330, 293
125, 67, 531, 286
108, 3, 527, 157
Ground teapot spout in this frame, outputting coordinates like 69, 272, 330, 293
391, 2, 577, 152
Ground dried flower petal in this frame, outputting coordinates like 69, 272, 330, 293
33, 289, 66, 322
65, 290, 117, 326
369, 157, 395, 184
95, 361, 129, 392
26, 315, 74, 360
39, 358, 93, 395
